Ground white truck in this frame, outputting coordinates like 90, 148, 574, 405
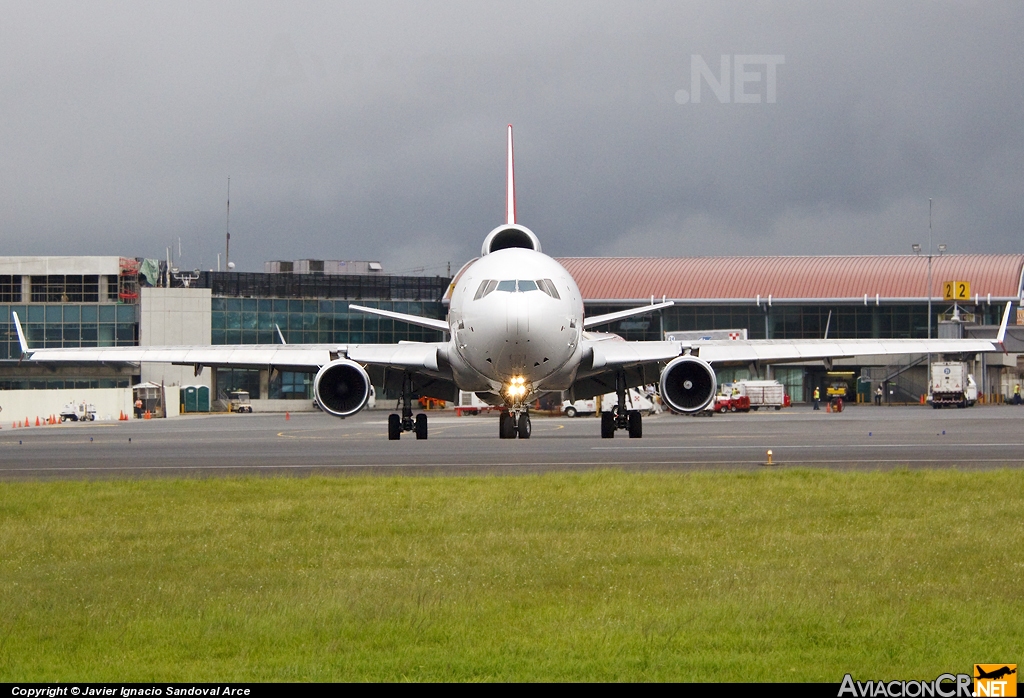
721, 380, 788, 411
562, 389, 656, 417
929, 362, 978, 408
60, 402, 97, 422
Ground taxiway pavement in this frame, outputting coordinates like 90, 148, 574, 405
3, 405, 1024, 479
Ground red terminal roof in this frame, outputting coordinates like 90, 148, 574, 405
555, 255, 1024, 303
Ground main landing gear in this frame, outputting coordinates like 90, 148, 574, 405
499, 409, 531, 439
388, 372, 428, 440
601, 372, 643, 439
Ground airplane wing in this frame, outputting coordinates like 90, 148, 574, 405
12, 312, 448, 373
569, 302, 1012, 400
692, 336, 999, 365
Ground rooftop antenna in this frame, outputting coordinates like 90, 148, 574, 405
225, 176, 231, 271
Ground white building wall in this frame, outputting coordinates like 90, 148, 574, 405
140, 287, 212, 389
0, 387, 134, 423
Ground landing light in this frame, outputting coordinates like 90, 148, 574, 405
503, 376, 530, 399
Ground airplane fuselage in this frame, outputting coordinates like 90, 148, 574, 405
447, 246, 584, 402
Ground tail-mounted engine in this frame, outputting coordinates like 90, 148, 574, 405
659, 356, 717, 413
481, 224, 542, 255
313, 359, 371, 417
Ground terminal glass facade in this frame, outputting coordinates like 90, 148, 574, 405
210, 298, 446, 345
0, 303, 138, 359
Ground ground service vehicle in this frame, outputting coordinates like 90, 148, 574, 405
929, 362, 978, 408
712, 391, 750, 413
737, 380, 787, 410
60, 402, 97, 422
563, 389, 655, 417
228, 391, 253, 413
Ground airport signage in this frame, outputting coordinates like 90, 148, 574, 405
942, 280, 971, 301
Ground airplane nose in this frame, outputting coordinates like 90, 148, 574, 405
506, 293, 529, 335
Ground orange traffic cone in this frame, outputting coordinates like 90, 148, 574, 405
285, 411, 290, 421
826, 401, 832, 413
35, 416, 41, 426
25, 417, 30, 427
144, 410, 151, 420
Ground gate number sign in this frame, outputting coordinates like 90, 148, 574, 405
943, 280, 971, 301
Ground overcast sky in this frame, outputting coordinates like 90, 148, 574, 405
1, 1, 1022, 274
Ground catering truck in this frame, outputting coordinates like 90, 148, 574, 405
929, 361, 978, 408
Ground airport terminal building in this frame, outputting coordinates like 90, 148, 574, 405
2, 253, 1023, 413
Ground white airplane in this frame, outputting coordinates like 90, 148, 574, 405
12, 126, 1014, 440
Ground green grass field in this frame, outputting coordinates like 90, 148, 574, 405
1, 469, 1021, 681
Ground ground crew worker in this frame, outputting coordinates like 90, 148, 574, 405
875, 386, 883, 406
813, 386, 820, 410
134, 397, 143, 418
1015, 384, 1022, 405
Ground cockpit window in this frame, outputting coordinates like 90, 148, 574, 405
517, 280, 538, 292
496, 280, 518, 292
536, 279, 560, 299
474, 279, 498, 300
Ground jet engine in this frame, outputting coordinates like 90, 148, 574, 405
659, 355, 717, 413
313, 359, 371, 418
481, 224, 542, 255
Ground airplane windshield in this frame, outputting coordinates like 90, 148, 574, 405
482, 279, 559, 295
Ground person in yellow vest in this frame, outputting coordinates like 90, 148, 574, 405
813, 386, 820, 410
1014, 384, 1021, 405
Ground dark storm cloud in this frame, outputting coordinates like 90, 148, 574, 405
1, 1, 1021, 272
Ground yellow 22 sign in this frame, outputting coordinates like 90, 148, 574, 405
943, 280, 971, 301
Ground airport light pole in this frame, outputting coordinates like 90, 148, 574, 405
912, 199, 946, 340
914, 200, 946, 396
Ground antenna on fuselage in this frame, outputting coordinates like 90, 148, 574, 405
506, 124, 516, 225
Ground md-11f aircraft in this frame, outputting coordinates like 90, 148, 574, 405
12, 126, 1013, 440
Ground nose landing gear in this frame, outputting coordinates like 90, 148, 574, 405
499, 408, 531, 439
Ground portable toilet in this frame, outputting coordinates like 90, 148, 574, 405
196, 385, 210, 412
181, 386, 199, 413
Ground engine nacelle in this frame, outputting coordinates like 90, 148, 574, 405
659, 355, 717, 413
481, 224, 542, 255
313, 359, 371, 418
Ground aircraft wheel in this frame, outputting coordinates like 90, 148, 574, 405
600, 411, 615, 439
627, 410, 642, 438
415, 413, 428, 440
499, 411, 517, 439
565, 406, 577, 418
517, 413, 531, 439
388, 413, 401, 440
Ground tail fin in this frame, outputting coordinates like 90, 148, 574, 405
506, 124, 516, 225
